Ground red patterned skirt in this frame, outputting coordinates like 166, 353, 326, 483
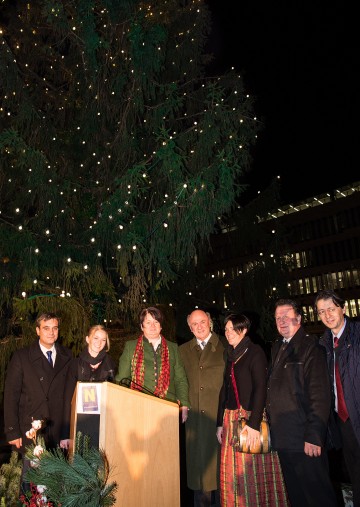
220, 409, 289, 506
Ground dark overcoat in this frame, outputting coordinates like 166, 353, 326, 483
179, 333, 226, 491
61, 350, 117, 439
217, 337, 268, 430
266, 327, 331, 451
319, 318, 360, 447
4, 339, 72, 453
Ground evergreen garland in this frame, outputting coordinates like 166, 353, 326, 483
25, 432, 117, 507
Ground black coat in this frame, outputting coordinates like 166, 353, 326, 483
217, 337, 267, 430
319, 318, 360, 448
61, 349, 117, 438
4, 340, 73, 453
266, 326, 331, 451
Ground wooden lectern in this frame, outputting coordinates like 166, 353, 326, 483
70, 381, 180, 507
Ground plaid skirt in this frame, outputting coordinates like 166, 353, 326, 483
220, 409, 289, 507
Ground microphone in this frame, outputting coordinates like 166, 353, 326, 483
119, 377, 131, 388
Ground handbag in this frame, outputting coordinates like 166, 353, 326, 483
229, 358, 271, 454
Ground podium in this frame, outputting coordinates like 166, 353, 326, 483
70, 381, 180, 507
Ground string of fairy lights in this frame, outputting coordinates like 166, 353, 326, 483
0, 0, 264, 311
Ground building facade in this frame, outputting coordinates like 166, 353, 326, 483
203, 182, 360, 335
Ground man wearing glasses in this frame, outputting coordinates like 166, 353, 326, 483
315, 289, 360, 507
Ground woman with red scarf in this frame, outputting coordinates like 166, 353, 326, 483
116, 306, 190, 423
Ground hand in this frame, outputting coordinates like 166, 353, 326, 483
240, 424, 260, 451
181, 406, 189, 423
9, 438, 22, 449
216, 426, 223, 444
60, 439, 71, 450
304, 441, 321, 457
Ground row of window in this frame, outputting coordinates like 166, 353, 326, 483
288, 269, 360, 295
208, 267, 360, 292
207, 267, 360, 320
290, 237, 360, 268
208, 237, 360, 278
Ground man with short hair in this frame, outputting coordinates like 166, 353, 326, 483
315, 289, 360, 507
4, 312, 72, 492
179, 309, 225, 507
266, 298, 337, 507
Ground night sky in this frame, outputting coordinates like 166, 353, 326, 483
206, 2, 358, 203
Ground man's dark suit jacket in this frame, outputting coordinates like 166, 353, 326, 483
4, 339, 72, 453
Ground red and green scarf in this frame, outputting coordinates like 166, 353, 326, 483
130, 335, 170, 398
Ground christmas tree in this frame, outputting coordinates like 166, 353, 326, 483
0, 0, 260, 383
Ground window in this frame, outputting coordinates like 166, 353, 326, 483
308, 306, 315, 322
298, 279, 304, 294
311, 276, 318, 293
348, 299, 359, 318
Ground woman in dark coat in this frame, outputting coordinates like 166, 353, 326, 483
216, 313, 289, 506
60, 324, 116, 448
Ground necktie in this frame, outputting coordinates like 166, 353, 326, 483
275, 340, 288, 364
46, 350, 53, 367
200, 341, 206, 350
334, 337, 349, 422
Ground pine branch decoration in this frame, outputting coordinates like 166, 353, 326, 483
26, 433, 117, 507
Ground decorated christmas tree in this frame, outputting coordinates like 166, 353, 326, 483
0, 0, 261, 383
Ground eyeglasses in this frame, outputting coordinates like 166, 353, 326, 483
317, 307, 337, 317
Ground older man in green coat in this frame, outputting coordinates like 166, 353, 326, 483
179, 310, 226, 507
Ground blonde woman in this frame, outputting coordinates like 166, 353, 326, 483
60, 324, 116, 449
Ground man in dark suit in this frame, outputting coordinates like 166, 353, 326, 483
315, 289, 360, 507
266, 299, 337, 507
4, 312, 72, 492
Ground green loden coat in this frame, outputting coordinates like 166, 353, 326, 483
179, 333, 226, 492
115, 336, 190, 407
